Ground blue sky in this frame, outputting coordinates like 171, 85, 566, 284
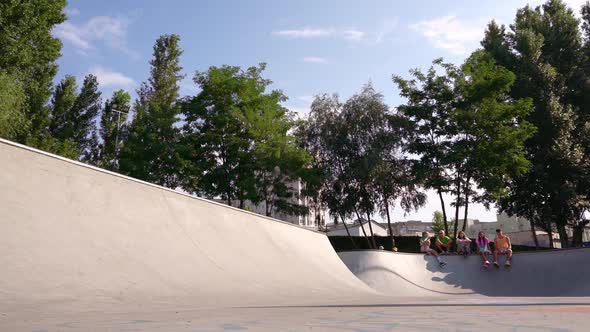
54, 0, 586, 222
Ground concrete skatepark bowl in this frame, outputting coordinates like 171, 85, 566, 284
1, 138, 590, 331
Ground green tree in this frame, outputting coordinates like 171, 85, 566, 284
48, 74, 102, 160
431, 211, 445, 234
298, 93, 370, 247
182, 63, 311, 217
120, 34, 184, 187
395, 53, 534, 240
0, 0, 66, 139
454, 50, 535, 234
0, 71, 29, 140
483, 0, 590, 247
394, 59, 460, 236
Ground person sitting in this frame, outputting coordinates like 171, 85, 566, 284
456, 231, 472, 256
435, 230, 453, 254
493, 228, 513, 267
475, 231, 491, 267
419, 232, 446, 266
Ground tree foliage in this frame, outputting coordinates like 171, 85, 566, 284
482, 0, 590, 247
0, 0, 66, 138
120, 34, 184, 187
181, 63, 311, 217
0, 71, 28, 140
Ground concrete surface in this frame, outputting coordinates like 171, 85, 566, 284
339, 249, 590, 297
1, 138, 590, 331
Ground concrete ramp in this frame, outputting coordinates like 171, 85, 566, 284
0, 139, 379, 313
338, 249, 590, 297
2, 138, 590, 330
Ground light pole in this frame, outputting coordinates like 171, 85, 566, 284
112, 108, 129, 156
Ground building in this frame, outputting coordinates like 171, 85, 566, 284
327, 219, 389, 237
388, 220, 434, 236
215, 179, 324, 229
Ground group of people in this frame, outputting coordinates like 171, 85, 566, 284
419, 229, 513, 268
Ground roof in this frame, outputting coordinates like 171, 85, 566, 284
327, 218, 387, 231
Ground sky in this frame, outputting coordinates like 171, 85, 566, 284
54, 0, 587, 223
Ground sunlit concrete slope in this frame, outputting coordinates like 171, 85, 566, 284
339, 249, 590, 297
0, 139, 379, 313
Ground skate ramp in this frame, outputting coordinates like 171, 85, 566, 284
338, 249, 590, 297
0, 138, 381, 314
3, 138, 590, 331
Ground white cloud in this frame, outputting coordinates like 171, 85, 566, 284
343, 29, 365, 41
273, 27, 366, 42
273, 28, 333, 38
303, 56, 328, 64
89, 66, 135, 89
65, 8, 80, 16
375, 18, 399, 44
54, 15, 135, 56
410, 15, 487, 55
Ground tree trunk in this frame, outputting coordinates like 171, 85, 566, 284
461, 178, 470, 232
226, 192, 232, 207
529, 218, 539, 249
384, 199, 396, 250
556, 222, 569, 248
339, 213, 358, 250
546, 219, 555, 249
354, 209, 373, 249
366, 210, 377, 249
437, 189, 449, 235
453, 178, 461, 240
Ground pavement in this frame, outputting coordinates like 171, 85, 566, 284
1, 138, 589, 331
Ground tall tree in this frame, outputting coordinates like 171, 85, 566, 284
0, 0, 66, 139
483, 0, 590, 247
120, 34, 184, 187
394, 59, 459, 236
395, 53, 534, 240
182, 63, 311, 217
48, 74, 102, 161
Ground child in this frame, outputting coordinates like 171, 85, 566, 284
475, 231, 491, 267
456, 231, 472, 256
435, 230, 453, 254
420, 232, 446, 266
494, 229, 513, 267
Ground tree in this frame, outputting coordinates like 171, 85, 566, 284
394, 53, 534, 240
0, 0, 66, 139
394, 59, 460, 236
454, 50, 535, 234
48, 74, 102, 161
297, 94, 361, 247
120, 34, 184, 187
0, 71, 29, 140
182, 63, 311, 217
432, 211, 445, 234
483, 0, 590, 247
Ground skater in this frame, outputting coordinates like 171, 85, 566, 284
435, 230, 453, 254
456, 231, 472, 256
493, 229, 513, 267
475, 231, 491, 267
419, 232, 446, 267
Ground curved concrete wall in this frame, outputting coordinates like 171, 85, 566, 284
0, 139, 378, 313
339, 249, 590, 297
